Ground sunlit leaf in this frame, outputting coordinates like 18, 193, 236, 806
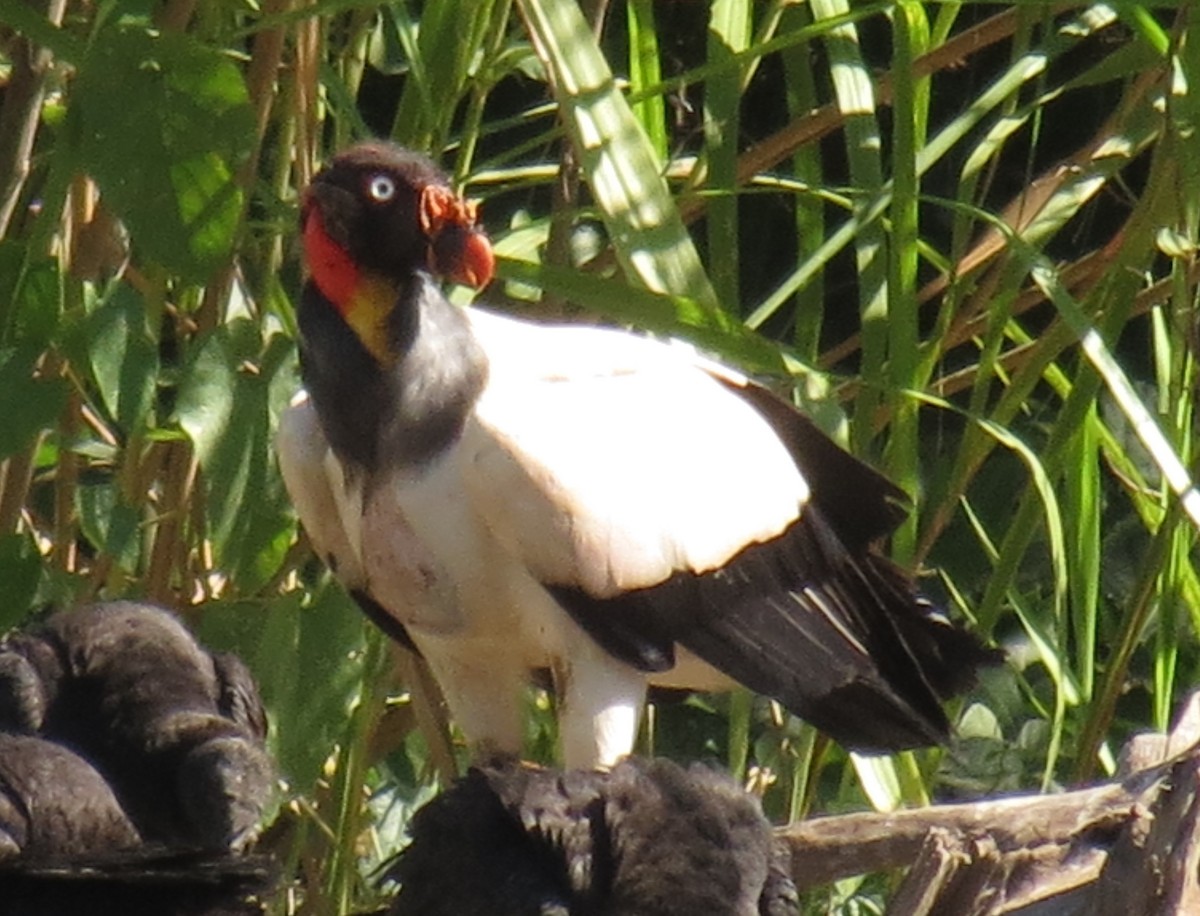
175, 319, 296, 579
71, 27, 254, 281
517, 0, 719, 309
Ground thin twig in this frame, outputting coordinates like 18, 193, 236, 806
0, 0, 67, 240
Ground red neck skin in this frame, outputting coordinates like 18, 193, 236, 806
303, 199, 494, 305
303, 209, 360, 315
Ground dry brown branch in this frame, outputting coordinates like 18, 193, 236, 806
1085, 752, 1200, 915
781, 690, 1200, 913
780, 772, 1151, 892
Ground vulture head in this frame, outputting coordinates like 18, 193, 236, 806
301, 141, 494, 306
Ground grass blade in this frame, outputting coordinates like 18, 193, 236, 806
516, 0, 718, 309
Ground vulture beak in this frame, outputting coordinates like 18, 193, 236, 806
421, 185, 495, 289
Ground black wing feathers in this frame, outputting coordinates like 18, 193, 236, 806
543, 585, 677, 675
720, 378, 908, 548
550, 382, 1000, 753
667, 509, 975, 751
551, 510, 974, 752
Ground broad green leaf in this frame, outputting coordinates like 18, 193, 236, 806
175, 326, 241, 471
71, 27, 254, 281
176, 321, 300, 586
0, 533, 42, 630
0, 0, 85, 61
84, 284, 159, 436
174, 321, 253, 561
0, 249, 61, 351
176, 320, 264, 572
77, 483, 142, 574
0, 346, 69, 461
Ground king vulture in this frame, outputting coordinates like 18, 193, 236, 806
277, 141, 999, 769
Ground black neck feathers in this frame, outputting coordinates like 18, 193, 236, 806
298, 273, 487, 474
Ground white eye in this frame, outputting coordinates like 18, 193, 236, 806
368, 174, 395, 202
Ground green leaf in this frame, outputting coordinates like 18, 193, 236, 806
626, 0, 667, 159
0, 533, 43, 631
84, 284, 159, 436
958, 703, 1003, 741
0, 0, 86, 62
389, 0, 497, 153
71, 27, 254, 281
175, 321, 300, 584
850, 752, 903, 813
705, 0, 751, 310
175, 320, 264, 567
12, 259, 63, 352
0, 346, 69, 461
0, 242, 25, 338
370, 5, 416, 77
0, 248, 61, 351
175, 325, 240, 470
77, 483, 141, 573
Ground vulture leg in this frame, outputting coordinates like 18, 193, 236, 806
556, 638, 648, 769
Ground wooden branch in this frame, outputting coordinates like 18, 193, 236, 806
777, 770, 1156, 892
778, 690, 1200, 914
885, 829, 997, 916
996, 843, 1106, 915
1083, 752, 1200, 916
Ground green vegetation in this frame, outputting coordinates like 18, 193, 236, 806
0, 1, 1197, 911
